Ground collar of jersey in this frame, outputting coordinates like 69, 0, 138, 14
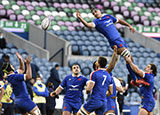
98, 68, 106, 71
72, 74, 80, 77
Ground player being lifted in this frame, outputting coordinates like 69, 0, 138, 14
76, 8, 149, 86
1, 52, 41, 115
76, 8, 135, 57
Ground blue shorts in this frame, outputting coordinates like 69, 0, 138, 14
141, 99, 155, 112
62, 100, 82, 113
105, 97, 118, 115
109, 37, 128, 49
83, 99, 106, 115
15, 97, 36, 114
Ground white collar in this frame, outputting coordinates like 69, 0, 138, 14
72, 74, 80, 77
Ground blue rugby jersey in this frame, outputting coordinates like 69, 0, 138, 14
60, 75, 88, 103
89, 69, 113, 101
93, 14, 121, 42
140, 73, 154, 100
6, 71, 29, 99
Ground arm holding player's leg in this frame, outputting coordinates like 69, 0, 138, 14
16, 52, 25, 74
124, 56, 144, 78
25, 56, 32, 80
106, 45, 119, 74
50, 86, 63, 97
76, 10, 95, 28
117, 19, 135, 33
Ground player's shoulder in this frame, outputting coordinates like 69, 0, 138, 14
79, 75, 88, 80
145, 73, 154, 77
65, 74, 72, 78
90, 69, 100, 76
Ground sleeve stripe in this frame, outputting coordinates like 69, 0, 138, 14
92, 22, 96, 28
24, 74, 26, 81
90, 69, 100, 80
59, 85, 64, 90
116, 18, 119, 23
90, 71, 95, 80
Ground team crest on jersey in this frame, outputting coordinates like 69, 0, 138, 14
69, 78, 71, 81
78, 78, 81, 81
64, 106, 67, 109
106, 16, 109, 18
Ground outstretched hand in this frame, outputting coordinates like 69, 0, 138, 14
25, 56, 32, 64
129, 26, 135, 33
76, 10, 81, 18
16, 52, 23, 60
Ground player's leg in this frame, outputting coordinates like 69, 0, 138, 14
77, 106, 90, 115
72, 102, 82, 115
105, 110, 115, 115
63, 111, 71, 115
138, 108, 148, 115
104, 98, 115, 115
62, 100, 72, 115
148, 112, 153, 115
140, 100, 155, 115
22, 113, 29, 115
30, 106, 41, 115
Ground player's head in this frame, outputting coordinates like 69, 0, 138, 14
1, 62, 15, 77
91, 8, 102, 18
72, 63, 81, 76
96, 56, 107, 68
145, 63, 157, 76
93, 61, 98, 70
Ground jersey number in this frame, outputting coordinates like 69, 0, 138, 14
102, 75, 107, 85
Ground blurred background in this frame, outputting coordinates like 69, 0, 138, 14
0, 0, 160, 115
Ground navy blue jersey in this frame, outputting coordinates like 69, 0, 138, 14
60, 75, 88, 103
6, 71, 29, 99
140, 73, 154, 100
90, 69, 113, 101
93, 14, 121, 42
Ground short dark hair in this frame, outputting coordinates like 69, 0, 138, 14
150, 63, 157, 76
1, 62, 14, 74
2, 54, 10, 60
91, 8, 99, 13
98, 57, 107, 68
72, 63, 81, 69
55, 64, 59, 68
36, 74, 42, 79
93, 61, 97, 70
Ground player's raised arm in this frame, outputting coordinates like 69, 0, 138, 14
124, 56, 144, 77
117, 19, 135, 33
76, 10, 95, 28
16, 52, 25, 74
25, 56, 32, 80
106, 45, 119, 73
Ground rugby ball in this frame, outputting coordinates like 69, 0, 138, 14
41, 17, 51, 30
